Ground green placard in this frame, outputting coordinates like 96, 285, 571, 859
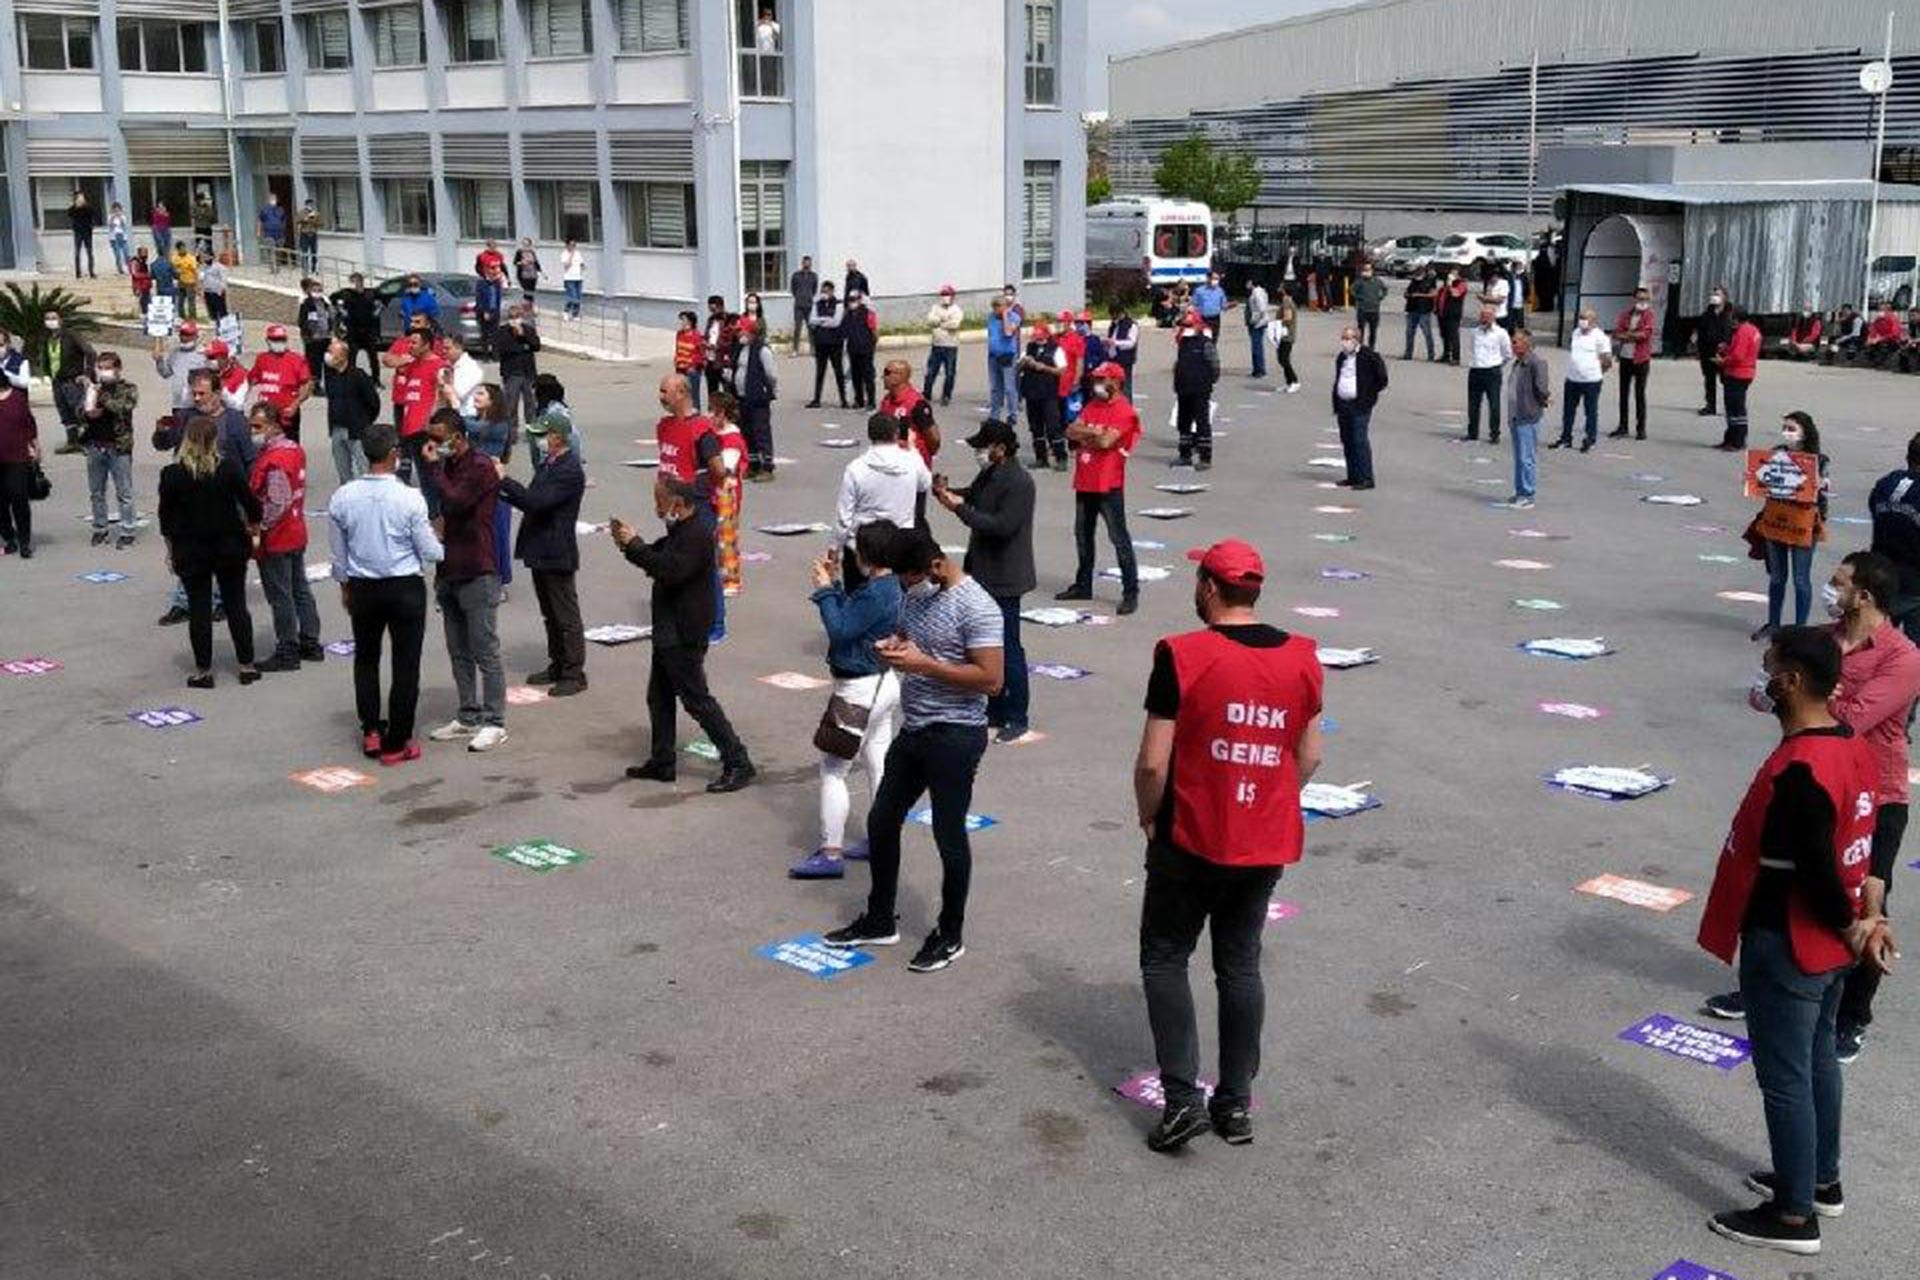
1511, 598, 1563, 611
490, 839, 591, 873
682, 739, 721, 761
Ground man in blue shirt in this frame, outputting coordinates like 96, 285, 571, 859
257, 194, 289, 271
1193, 271, 1227, 340
398, 276, 442, 331
328, 422, 445, 765
987, 294, 1023, 427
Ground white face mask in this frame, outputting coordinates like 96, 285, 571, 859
1782, 429, 1804, 448
268, 341, 287, 353
1578, 318, 1593, 331
44, 320, 60, 332
1341, 338, 1359, 354
1823, 583, 1846, 619
909, 579, 940, 600
95, 368, 117, 382
976, 449, 994, 467
1092, 385, 1112, 400
1711, 295, 1725, 307
1634, 301, 1649, 311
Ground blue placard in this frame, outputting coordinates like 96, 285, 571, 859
1618, 1015, 1751, 1070
908, 809, 997, 832
78, 570, 129, 584
1651, 1263, 1743, 1280
757, 933, 875, 980
129, 706, 202, 729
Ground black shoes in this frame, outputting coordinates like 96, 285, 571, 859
1608, 427, 1630, 438
1578, 440, 1594, 453
91, 529, 109, 547
1211, 1104, 1254, 1145
823, 913, 900, 948
1745, 1171, 1845, 1217
1146, 1102, 1211, 1153
1548, 438, 1570, 450
707, 761, 757, 794
254, 654, 302, 673
157, 606, 189, 626
527, 667, 557, 685
907, 930, 965, 973
1697, 406, 1717, 416
548, 678, 588, 697
298, 641, 325, 663
186, 673, 215, 690
237, 669, 261, 686
1195, 458, 1212, 472
1117, 594, 1139, 616
993, 723, 1029, 744
1708, 1204, 1821, 1255
625, 759, 676, 782
1349, 481, 1376, 491
1053, 586, 1093, 601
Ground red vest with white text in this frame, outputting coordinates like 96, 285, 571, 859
1166, 629, 1322, 867
1697, 731, 1876, 974
249, 350, 310, 412
655, 412, 713, 484
249, 437, 308, 556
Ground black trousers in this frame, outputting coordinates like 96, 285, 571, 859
1439, 314, 1463, 363
1140, 840, 1282, 1112
1466, 366, 1503, 441
1698, 352, 1721, 412
1175, 390, 1212, 461
812, 346, 847, 404
863, 722, 989, 939
848, 351, 877, 408
1275, 337, 1298, 386
1616, 360, 1649, 434
1073, 489, 1137, 593
348, 329, 383, 382
1356, 310, 1380, 348
742, 401, 774, 471
531, 569, 586, 683
646, 642, 747, 767
1024, 393, 1064, 463
180, 559, 255, 671
1720, 376, 1752, 448
1840, 802, 1909, 1030
348, 574, 428, 752
0, 461, 32, 548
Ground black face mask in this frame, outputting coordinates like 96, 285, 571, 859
1764, 673, 1791, 721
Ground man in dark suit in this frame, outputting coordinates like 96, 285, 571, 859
611, 476, 755, 793
1331, 323, 1388, 490
496, 428, 587, 694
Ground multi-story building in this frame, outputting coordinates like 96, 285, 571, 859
0, 0, 1086, 322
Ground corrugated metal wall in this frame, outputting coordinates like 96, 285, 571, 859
1109, 0, 1920, 122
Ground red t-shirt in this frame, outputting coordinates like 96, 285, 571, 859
398, 354, 446, 437
1073, 395, 1141, 493
249, 350, 311, 412
880, 385, 935, 467
1057, 331, 1085, 397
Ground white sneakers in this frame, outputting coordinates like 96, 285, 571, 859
468, 726, 509, 752
1284, 382, 1302, 394
427, 720, 509, 751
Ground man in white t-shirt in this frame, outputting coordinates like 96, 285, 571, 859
439, 333, 485, 418
1550, 307, 1613, 453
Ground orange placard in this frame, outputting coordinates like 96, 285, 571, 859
1575, 874, 1695, 913
1745, 449, 1819, 502
1756, 498, 1818, 548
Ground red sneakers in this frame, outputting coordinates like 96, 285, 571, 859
379, 740, 422, 767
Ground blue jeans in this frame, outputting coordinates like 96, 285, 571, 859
1510, 418, 1538, 498
988, 352, 1019, 424
85, 446, 136, 531
109, 236, 130, 274
986, 593, 1029, 732
1740, 927, 1845, 1218
1248, 324, 1268, 377
1403, 311, 1434, 359
563, 279, 583, 316
863, 722, 989, 938
152, 227, 172, 258
1766, 539, 1816, 627
1558, 379, 1602, 445
1335, 403, 1374, 486
923, 346, 958, 402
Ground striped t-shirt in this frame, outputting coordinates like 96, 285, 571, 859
899, 576, 1004, 729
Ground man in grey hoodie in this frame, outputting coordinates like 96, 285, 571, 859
835, 413, 931, 591
1503, 327, 1551, 510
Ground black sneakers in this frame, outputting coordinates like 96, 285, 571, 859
1835, 1023, 1866, 1064
1211, 1104, 1254, 1145
823, 913, 900, 948
1702, 990, 1746, 1020
1709, 1204, 1821, 1255
907, 930, 965, 972
1744, 1171, 1845, 1217
1146, 1102, 1211, 1153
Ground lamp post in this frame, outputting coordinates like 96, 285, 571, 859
1859, 13, 1895, 316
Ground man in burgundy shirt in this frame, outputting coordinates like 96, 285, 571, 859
1608, 285, 1655, 440
422, 408, 508, 752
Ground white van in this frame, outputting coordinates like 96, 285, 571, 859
1086, 197, 1213, 288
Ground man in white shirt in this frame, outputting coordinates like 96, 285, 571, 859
923, 284, 964, 406
1550, 307, 1613, 453
1244, 281, 1271, 379
1482, 264, 1511, 329
835, 413, 931, 591
1463, 306, 1512, 444
440, 334, 485, 418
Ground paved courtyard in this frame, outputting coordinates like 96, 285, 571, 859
3, 311, 1916, 1279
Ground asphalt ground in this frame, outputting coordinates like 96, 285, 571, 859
2, 312, 1916, 1280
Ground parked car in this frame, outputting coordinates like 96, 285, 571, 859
1868, 254, 1917, 309
374, 273, 493, 356
1430, 231, 1530, 270
1370, 234, 1439, 275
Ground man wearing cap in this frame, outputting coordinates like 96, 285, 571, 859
1057, 362, 1141, 616
250, 323, 314, 442
1133, 538, 1324, 1152
924, 286, 964, 406
1017, 321, 1069, 471
153, 321, 208, 418
205, 340, 249, 409
933, 419, 1036, 742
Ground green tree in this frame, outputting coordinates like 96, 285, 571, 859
1086, 173, 1113, 204
1153, 134, 1260, 225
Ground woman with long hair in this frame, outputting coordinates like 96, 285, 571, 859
158, 416, 262, 687
467, 382, 515, 599
1751, 410, 1829, 639
707, 389, 749, 597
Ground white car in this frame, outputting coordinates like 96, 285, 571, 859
1369, 235, 1439, 276
1430, 231, 1530, 270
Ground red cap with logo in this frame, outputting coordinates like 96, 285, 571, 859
1077, 309, 1093, 322
205, 339, 229, 358
265, 323, 288, 340
1186, 538, 1266, 587
1057, 309, 1075, 323
178, 320, 199, 337
1090, 361, 1126, 381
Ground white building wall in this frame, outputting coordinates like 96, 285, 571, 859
235, 76, 289, 117
303, 74, 356, 114
22, 73, 104, 115
610, 53, 693, 103
809, 0, 1005, 298
118, 75, 225, 115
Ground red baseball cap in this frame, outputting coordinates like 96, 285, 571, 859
177, 320, 199, 337
205, 339, 230, 358
1077, 309, 1093, 322
1187, 539, 1266, 587
265, 322, 288, 340
939, 283, 955, 296
1057, 309, 1075, 322
1090, 361, 1126, 381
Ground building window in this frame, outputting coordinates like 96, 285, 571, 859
117, 19, 210, 74
368, 3, 426, 67
526, 0, 592, 58
238, 19, 285, 74
18, 14, 96, 71
739, 160, 786, 294
33, 178, 108, 231
451, 178, 513, 240
529, 180, 601, 243
1024, 1, 1056, 106
616, 0, 686, 53
307, 177, 363, 234
382, 178, 436, 236
299, 10, 352, 71
736, 0, 783, 98
1022, 161, 1057, 280
128, 176, 221, 228
443, 0, 502, 63
619, 182, 695, 250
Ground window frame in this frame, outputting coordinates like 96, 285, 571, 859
524, 0, 594, 60
33, 177, 109, 232
381, 177, 437, 237
238, 17, 286, 75
116, 18, 211, 75
734, 0, 784, 99
366, 2, 427, 69
127, 175, 222, 228
450, 177, 515, 241
299, 10, 353, 72
618, 181, 696, 251
616, 0, 688, 55
527, 179, 602, 244
1023, 0, 1057, 108
1021, 160, 1058, 281
442, 0, 504, 65
738, 159, 788, 295
19, 14, 98, 71
306, 176, 364, 234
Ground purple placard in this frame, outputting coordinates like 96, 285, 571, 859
1320, 568, 1371, 581
323, 639, 356, 657
1114, 1068, 1217, 1110
1651, 1262, 1744, 1280
1618, 1015, 1751, 1070
129, 706, 203, 730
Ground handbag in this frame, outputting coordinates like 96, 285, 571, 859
28, 460, 51, 502
812, 693, 871, 760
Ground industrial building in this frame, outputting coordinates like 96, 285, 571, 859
0, 0, 1087, 321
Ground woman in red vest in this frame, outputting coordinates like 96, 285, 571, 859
247, 403, 322, 671
1698, 626, 1893, 1257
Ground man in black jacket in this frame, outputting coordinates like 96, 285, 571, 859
807, 283, 847, 407
1693, 286, 1733, 416
495, 304, 542, 431
933, 419, 1037, 742
41, 311, 94, 453
612, 476, 755, 793
1331, 323, 1388, 490
497, 430, 586, 694
789, 255, 818, 355
322, 339, 380, 485
332, 273, 384, 384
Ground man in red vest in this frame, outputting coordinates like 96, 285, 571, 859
1132, 538, 1324, 1152
1056, 361, 1140, 615
249, 323, 313, 442
1698, 626, 1894, 1257
248, 402, 322, 672
654, 372, 730, 641
879, 360, 938, 468
395, 327, 447, 511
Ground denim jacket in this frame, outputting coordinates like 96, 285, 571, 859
812, 574, 903, 678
